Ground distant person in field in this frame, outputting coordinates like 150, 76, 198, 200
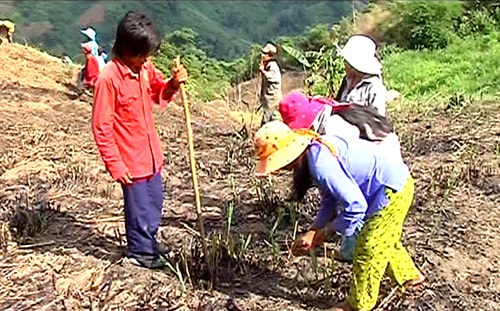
0, 20, 15, 44
91, 11, 188, 270
80, 27, 110, 71
336, 35, 388, 116
80, 43, 100, 89
80, 27, 99, 57
259, 42, 282, 125
61, 52, 73, 67
254, 120, 425, 311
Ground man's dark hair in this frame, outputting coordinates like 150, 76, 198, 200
112, 11, 162, 58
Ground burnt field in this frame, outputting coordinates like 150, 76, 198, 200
0, 43, 499, 311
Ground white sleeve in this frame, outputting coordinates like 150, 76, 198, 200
370, 83, 388, 116
324, 115, 360, 139
379, 133, 403, 158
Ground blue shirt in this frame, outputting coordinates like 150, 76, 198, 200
308, 135, 410, 236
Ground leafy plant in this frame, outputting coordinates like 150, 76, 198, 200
456, 5, 499, 37
282, 44, 344, 97
281, 45, 311, 68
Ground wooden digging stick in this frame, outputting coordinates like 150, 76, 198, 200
249, 63, 263, 135
174, 56, 212, 283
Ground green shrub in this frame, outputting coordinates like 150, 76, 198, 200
227, 45, 262, 85
383, 1, 463, 50
456, 4, 499, 37
298, 24, 333, 51
463, 0, 500, 22
383, 31, 500, 99
154, 28, 233, 102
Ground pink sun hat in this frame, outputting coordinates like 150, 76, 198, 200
279, 90, 349, 130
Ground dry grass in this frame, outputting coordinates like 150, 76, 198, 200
0, 43, 77, 92
0, 42, 499, 310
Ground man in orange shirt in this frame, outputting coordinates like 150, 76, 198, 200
92, 11, 188, 269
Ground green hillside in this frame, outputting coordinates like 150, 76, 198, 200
3, 0, 368, 60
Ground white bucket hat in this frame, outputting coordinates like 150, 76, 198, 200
336, 35, 382, 75
261, 43, 277, 55
80, 27, 96, 41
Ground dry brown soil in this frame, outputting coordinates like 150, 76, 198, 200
0, 43, 499, 311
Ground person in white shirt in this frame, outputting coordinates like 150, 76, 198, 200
259, 42, 282, 126
335, 35, 388, 116
0, 20, 15, 44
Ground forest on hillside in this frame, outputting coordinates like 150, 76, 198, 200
150, 0, 499, 101
2, 0, 368, 59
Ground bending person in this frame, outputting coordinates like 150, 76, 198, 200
254, 121, 425, 311
81, 43, 100, 89
279, 90, 402, 261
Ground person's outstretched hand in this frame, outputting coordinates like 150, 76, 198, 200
291, 229, 325, 256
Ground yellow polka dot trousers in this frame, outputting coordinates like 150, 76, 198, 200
347, 176, 420, 311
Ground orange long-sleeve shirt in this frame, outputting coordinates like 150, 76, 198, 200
91, 59, 178, 181
84, 54, 100, 88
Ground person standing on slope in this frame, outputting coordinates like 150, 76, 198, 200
91, 11, 188, 269
80, 27, 100, 57
0, 20, 15, 44
81, 43, 100, 89
259, 42, 282, 126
